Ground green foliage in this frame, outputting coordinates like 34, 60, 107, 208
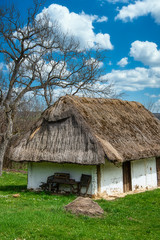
0, 171, 160, 240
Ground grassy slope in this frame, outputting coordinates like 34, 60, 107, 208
0, 171, 160, 240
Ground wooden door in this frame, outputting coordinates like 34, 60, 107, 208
123, 161, 132, 192
156, 158, 160, 186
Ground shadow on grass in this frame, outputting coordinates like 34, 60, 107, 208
0, 185, 77, 199
0, 185, 56, 196
0, 185, 27, 192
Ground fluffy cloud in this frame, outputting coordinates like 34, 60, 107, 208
130, 41, 160, 67
106, 0, 129, 3
96, 16, 108, 22
117, 57, 128, 67
145, 93, 160, 98
101, 67, 160, 92
103, 40, 160, 93
38, 4, 113, 50
85, 58, 104, 68
115, 0, 160, 24
99, 0, 130, 6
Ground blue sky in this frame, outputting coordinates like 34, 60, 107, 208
1, 0, 160, 111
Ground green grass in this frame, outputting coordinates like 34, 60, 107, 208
0, 171, 160, 240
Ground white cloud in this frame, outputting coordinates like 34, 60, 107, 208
106, 0, 129, 3
115, 0, 160, 24
103, 41, 160, 94
96, 16, 108, 22
85, 58, 104, 68
130, 41, 160, 67
38, 4, 113, 50
99, 0, 130, 7
154, 100, 160, 112
101, 67, 160, 92
95, 33, 113, 50
145, 93, 160, 98
117, 57, 128, 67
0, 62, 8, 72
0, 62, 4, 69
98, 61, 104, 68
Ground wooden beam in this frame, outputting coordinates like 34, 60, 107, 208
97, 165, 101, 194
123, 161, 132, 192
156, 157, 160, 186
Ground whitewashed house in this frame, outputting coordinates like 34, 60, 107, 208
9, 96, 160, 196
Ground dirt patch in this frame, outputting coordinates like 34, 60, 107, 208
64, 196, 104, 217
93, 187, 160, 201
13, 194, 20, 198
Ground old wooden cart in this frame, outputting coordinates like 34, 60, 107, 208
40, 173, 91, 195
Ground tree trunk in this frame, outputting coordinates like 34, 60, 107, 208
0, 139, 9, 176
0, 109, 14, 176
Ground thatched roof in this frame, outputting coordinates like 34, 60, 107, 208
8, 96, 160, 165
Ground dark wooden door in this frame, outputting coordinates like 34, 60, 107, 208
123, 161, 132, 192
156, 158, 160, 186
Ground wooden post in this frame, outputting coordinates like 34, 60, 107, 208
123, 161, 132, 192
97, 165, 101, 195
156, 157, 160, 186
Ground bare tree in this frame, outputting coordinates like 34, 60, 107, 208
144, 99, 160, 113
0, 0, 114, 175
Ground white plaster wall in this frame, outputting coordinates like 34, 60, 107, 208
131, 157, 157, 191
28, 162, 97, 195
101, 161, 123, 195
27, 157, 158, 196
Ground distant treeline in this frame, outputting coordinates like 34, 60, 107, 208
0, 110, 41, 169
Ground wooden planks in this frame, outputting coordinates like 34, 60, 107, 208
123, 161, 132, 192
97, 165, 101, 194
156, 158, 160, 186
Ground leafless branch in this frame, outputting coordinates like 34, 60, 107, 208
0, 0, 116, 174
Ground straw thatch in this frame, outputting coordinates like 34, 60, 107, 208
8, 96, 160, 164
64, 197, 104, 217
